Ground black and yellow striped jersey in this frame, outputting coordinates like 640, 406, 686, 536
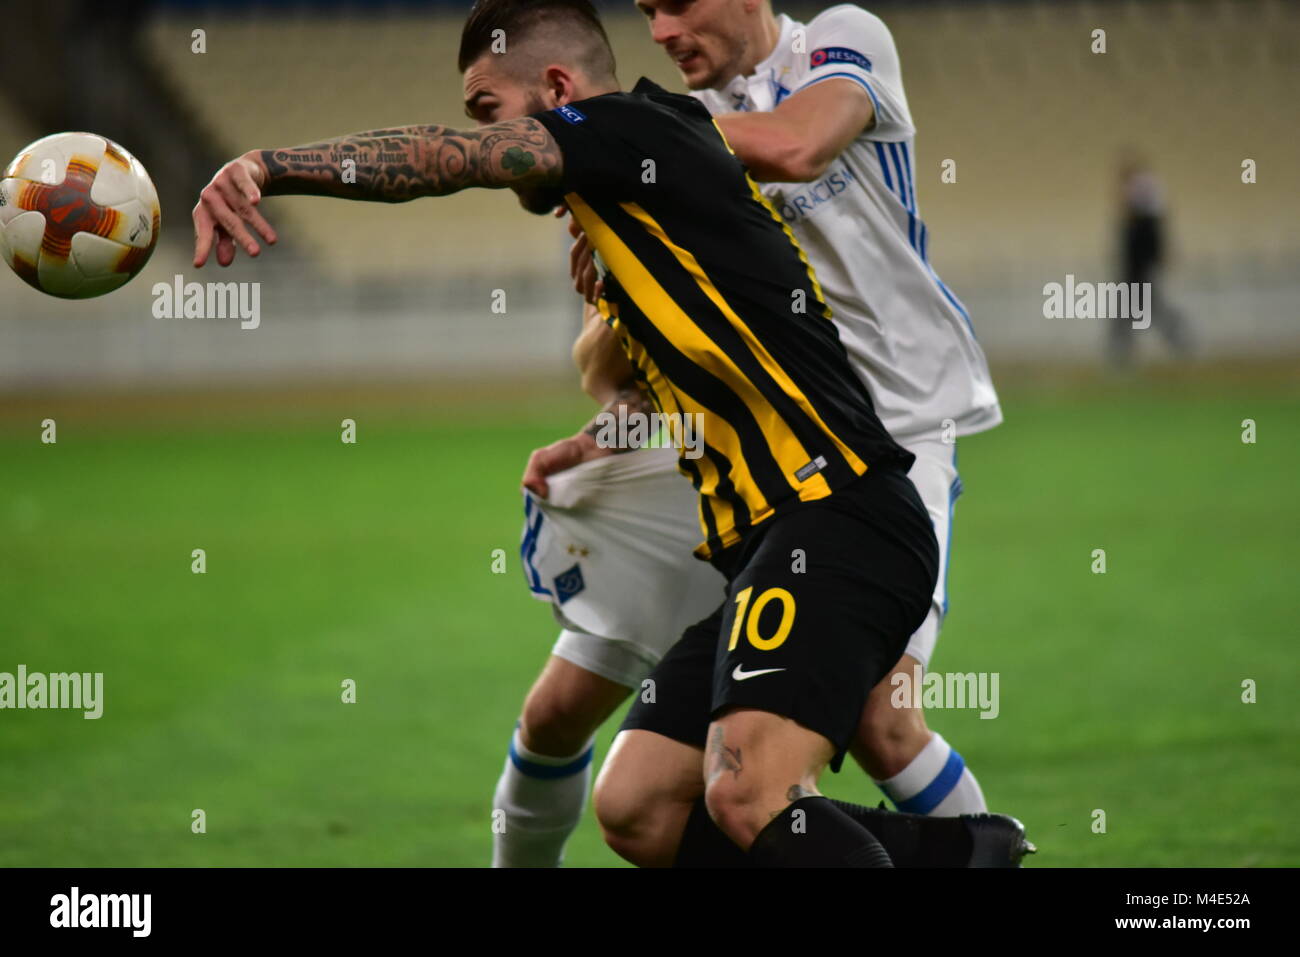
534, 78, 913, 560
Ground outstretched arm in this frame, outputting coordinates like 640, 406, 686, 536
192, 118, 563, 266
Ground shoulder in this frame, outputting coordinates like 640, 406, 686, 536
799, 4, 901, 88
630, 77, 715, 120
556, 80, 711, 128
809, 4, 888, 32
806, 4, 894, 46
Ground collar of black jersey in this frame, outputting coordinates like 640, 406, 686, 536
628, 76, 714, 119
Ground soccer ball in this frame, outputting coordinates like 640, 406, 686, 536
0, 132, 160, 299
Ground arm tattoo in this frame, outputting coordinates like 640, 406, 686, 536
582, 382, 656, 452
706, 726, 743, 786
257, 119, 563, 202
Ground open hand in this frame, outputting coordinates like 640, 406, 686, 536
193, 152, 277, 267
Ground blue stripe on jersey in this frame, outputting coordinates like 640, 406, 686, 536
888, 143, 919, 252
900, 142, 917, 212
895, 747, 966, 814
872, 140, 977, 334
894, 141, 915, 210
928, 263, 976, 333
873, 141, 895, 193
509, 735, 595, 780
887, 143, 904, 207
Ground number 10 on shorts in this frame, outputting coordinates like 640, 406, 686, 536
727, 586, 797, 652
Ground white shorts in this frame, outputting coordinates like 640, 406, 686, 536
551, 627, 662, 689
898, 437, 962, 667
518, 439, 960, 685
520, 447, 727, 683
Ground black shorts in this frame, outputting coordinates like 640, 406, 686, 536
620, 465, 938, 772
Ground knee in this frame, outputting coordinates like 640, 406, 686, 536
593, 772, 677, 867
703, 774, 767, 851
520, 689, 597, 758
592, 773, 638, 851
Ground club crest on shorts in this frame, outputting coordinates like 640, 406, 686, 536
553, 563, 586, 604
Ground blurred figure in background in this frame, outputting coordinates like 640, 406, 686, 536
1111, 152, 1191, 368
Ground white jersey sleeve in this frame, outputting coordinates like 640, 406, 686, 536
799, 4, 914, 141
692, 7, 1002, 442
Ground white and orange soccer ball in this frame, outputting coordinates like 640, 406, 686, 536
0, 132, 160, 299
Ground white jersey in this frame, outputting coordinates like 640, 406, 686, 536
694, 5, 1001, 441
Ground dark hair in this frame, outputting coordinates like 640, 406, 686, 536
457, 0, 617, 80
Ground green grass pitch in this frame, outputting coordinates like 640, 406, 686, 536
1, 377, 1297, 866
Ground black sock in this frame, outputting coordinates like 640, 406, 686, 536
829, 798, 975, 867
748, 796, 893, 867
673, 797, 750, 867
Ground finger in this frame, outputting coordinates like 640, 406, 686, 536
578, 248, 597, 304
192, 204, 215, 267
215, 226, 236, 267
208, 199, 261, 259
569, 236, 585, 286
578, 258, 595, 304
522, 466, 548, 498
241, 203, 277, 246
212, 179, 266, 255
228, 167, 277, 244
225, 172, 276, 243
522, 452, 549, 497
568, 232, 595, 303
229, 162, 263, 205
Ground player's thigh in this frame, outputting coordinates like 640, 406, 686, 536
595, 605, 723, 858
596, 728, 704, 815
707, 466, 937, 777
519, 645, 636, 756
704, 708, 836, 814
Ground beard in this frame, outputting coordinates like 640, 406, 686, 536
514, 183, 565, 215
512, 88, 565, 215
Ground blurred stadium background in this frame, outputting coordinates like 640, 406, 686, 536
1, 0, 1296, 867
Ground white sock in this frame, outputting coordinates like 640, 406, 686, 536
491, 726, 595, 867
875, 732, 987, 816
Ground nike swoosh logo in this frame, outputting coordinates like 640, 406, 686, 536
732, 664, 787, 681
